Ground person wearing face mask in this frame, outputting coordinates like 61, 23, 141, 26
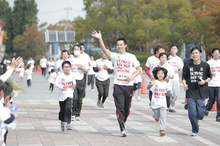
93, 51, 114, 108
152, 53, 174, 110
55, 50, 69, 74
68, 45, 89, 121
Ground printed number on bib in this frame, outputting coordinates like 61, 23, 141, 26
117, 70, 130, 81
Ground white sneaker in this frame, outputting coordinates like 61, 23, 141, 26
92, 89, 94, 91
198, 119, 202, 127
190, 133, 197, 137
121, 129, 127, 137
71, 116, 76, 121
137, 96, 141, 101
132, 96, 135, 101
76, 116, 80, 121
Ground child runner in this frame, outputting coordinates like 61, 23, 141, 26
18, 65, 25, 82
93, 51, 114, 108
25, 65, 34, 87
47, 69, 57, 93
147, 66, 174, 136
47, 58, 55, 75
87, 55, 96, 91
92, 30, 141, 137
132, 61, 142, 101
55, 61, 76, 131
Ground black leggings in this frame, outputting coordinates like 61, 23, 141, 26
41, 68, 46, 77
49, 83, 54, 91
166, 96, 170, 108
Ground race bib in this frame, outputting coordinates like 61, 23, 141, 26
117, 70, 130, 81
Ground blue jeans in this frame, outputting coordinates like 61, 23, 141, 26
187, 98, 206, 133
206, 87, 220, 118
27, 79, 31, 87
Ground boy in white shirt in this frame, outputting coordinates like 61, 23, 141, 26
55, 61, 76, 131
25, 65, 34, 87
47, 69, 57, 93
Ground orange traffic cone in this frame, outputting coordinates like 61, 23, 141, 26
34, 66, 36, 72
37, 65, 41, 72
141, 78, 147, 94
211, 98, 217, 111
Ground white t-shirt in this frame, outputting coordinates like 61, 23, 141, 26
168, 55, 184, 80
81, 52, 91, 66
88, 60, 96, 75
47, 61, 55, 72
154, 63, 174, 80
111, 52, 140, 86
49, 72, 57, 84
68, 56, 90, 80
132, 67, 142, 83
18, 68, 25, 77
40, 58, 48, 68
25, 69, 32, 80
207, 59, 220, 87
150, 80, 172, 109
145, 55, 160, 75
27, 60, 35, 69
55, 72, 76, 101
96, 58, 113, 81
55, 59, 65, 73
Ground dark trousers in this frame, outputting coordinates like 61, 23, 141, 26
59, 97, 72, 123
27, 79, 31, 87
96, 78, 110, 103
206, 87, 220, 118
187, 98, 206, 133
49, 83, 54, 91
166, 96, 170, 108
82, 73, 87, 98
41, 67, 46, 77
87, 74, 95, 89
113, 84, 133, 131
72, 79, 85, 117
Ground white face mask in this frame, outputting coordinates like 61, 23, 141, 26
74, 50, 80, 56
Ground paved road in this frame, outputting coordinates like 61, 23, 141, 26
6, 72, 220, 146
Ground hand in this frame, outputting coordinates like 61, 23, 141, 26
151, 75, 155, 81
0, 27, 4, 45
151, 80, 156, 85
103, 65, 108, 69
198, 80, 206, 85
10, 57, 23, 70
63, 85, 68, 89
12, 112, 18, 119
79, 64, 84, 70
91, 30, 102, 39
98, 67, 102, 71
126, 75, 133, 82
183, 84, 188, 91
73, 84, 76, 90
212, 72, 216, 77
178, 66, 181, 70
173, 97, 177, 101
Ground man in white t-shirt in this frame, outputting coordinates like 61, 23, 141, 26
79, 43, 91, 103
27, 57, 35, 72
167, 45, 184, 112
55, 50, 69, 74
87, 55, 96, 91
68, 45, 89, 121
93, 51, 114, 108
40, 56, 47, 77
205, 47, 220, 122
92, 30, 141, 137
145, 46, 163, 101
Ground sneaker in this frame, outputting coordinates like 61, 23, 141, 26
71, 115, 76, 121
169, 109, 176, 113
121, 129, 127, 137
92, 89, 94, 91
190, 132, 197, 137
66, 123, 72, 130
184, 104, 188, 110
61, 122, 66, 132
76, 116, 80, 121
82, 98, 85, 104
205, 110, 209, 116
160, 130, 165, 136
132, 96, 135, 101
198, 119, 202, 127
155, 119, 159, 122
137, 96, 141, 101
97, 100, 101, 107
216, 117, 220, 122
100, 103, 104, 108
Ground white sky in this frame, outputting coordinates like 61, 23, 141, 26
6, 0, 86, 25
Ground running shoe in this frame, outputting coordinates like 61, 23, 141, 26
132, 96, 135, 101
61, 122, 66, 132
97, 100, 101, 107
160, 130, 165, 136
71, 115, 76, 121
137, 96, 141, 101
76, 116, 80, 121
121, 129, 127, 137
155, 119, 159, 122
190, 133, 197, 137
66, 123, 72, 130
169, 109, 176, 113
216, 117, 220, 122
100, 103, 104, 108
205, 110, 209, 116
92, 89, 94, 91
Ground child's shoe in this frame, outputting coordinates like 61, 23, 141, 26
155, 119, 159, 122
160, 130, 165, 136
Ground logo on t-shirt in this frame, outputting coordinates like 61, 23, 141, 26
61, 79, 65, 81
